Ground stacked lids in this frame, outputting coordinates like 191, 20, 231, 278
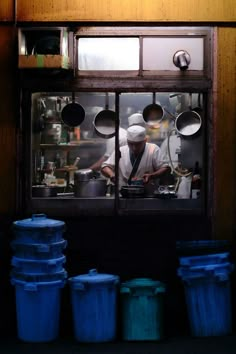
11, 214, 67, 283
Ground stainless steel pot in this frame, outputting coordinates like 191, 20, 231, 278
74, 169, 93, 182
175, 110, 202, 137
93, 109, 117, 139
32, 185, 58, 197
74, 178, 107, 197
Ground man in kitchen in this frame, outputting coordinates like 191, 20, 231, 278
89, 113, 146, 171
101, 125, 170, 188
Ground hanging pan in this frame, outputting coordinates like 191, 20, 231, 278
142, 93, 164, 127
61, 92, 85, 127
93, 93, 117, 139
175, 93, 202, 137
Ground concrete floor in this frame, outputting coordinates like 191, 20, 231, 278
1, 335, 236, 354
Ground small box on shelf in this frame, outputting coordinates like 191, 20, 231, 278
18, 27, 71, 69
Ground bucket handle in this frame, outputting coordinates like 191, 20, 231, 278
32, 213, 47, 221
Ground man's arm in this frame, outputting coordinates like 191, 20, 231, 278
89, 156, 107, 171
143, 166, 170, 184
101, 166, 115, 183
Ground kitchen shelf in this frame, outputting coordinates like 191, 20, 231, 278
40, 140, 104, 149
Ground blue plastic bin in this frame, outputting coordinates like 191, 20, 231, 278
120, 278, 166, 341
179, 253, 230, 267
12, 214, 65, 244
178, 263, 233, 337
69, 269, 119, 342
11, 255, 66, 273
10, 240, 67, 260
11, 278, 65, 342
11, 269, 67, 282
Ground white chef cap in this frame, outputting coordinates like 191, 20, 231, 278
128, 113, 146, 127
127, 125, 146, 142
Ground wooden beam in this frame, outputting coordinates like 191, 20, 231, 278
17, 0, 236, 22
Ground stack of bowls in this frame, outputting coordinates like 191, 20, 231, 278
10, 213, 67, 342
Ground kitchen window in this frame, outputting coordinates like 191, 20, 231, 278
19, 26, 212, 216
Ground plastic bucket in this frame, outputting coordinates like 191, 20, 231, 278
178, 263, 233, 337
11, 240, 67, 260
12, 214, 65, 244
120, 278, 166, 341
179, 253, 230, 267
69, 269, 119, 342
11, 255, 66, 274
11, 269, 67, 282
11, 279, 65, 342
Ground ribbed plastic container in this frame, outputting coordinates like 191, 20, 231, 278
11, 269, 67, 282
11, 255, 66, 273
178, 263, 233, 337
179, 253, 230, 267
12, 214, 65, 244
10, 240, 67, 260
68, 269, 119, 342
120, 278, 166, 341
176, 240, 230, 256
11, 278, 65, 342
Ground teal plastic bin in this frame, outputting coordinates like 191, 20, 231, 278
120, 278, 166, 341
11, 279, 65, 342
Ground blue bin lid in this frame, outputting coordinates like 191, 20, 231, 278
177, 262, 234, 279
68, 269, 119, 284
13, 214, 65, 230
121, 278, 164, 289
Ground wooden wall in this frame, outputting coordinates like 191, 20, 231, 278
0, 0, 235, 241
16, 0, 236, 22
0, 26, 17, 216
0, 0, 14, 22
215, 27, 236, 240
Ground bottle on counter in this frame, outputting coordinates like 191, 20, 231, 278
55, 152, 61, 169
191, 161, 201, 199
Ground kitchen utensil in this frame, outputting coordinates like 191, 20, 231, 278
93, 93, 117, 139
74, 169, 93, 182
32, 185, 58, 197
143, 93, 164, 126
61, 92, 85, 127
120, 185, 145, 198
74, 178, 107, 197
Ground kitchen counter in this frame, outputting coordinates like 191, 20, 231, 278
29, 195, 203, 217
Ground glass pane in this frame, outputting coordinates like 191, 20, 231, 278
31, 92, 115, 197
78, 38, 139, 70
143, 37, 204, 70
117, 92, 204, 200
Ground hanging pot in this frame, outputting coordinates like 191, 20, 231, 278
93, 109, 117, 139
61, 93, 85, 127
142, 93, 164, 127
175, 110, 202, 137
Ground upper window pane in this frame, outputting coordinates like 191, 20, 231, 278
78, 38, 139, 70
143, 37, 204, 70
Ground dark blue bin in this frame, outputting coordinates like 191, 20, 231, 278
69, 269, 119, 342
10, 240, 67, 260
12, 214, 65, 244
11, 255, 66, 273
11, 278, 65, 342
179, 253, 230, 267
178, 263, 233, 337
